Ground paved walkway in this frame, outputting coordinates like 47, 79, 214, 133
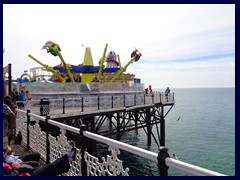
4, 136, 28, 156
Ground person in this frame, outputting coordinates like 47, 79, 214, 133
3, 162, 31, 176
4, 96, 17, 138
165, 87, 170, 97
3, 154, 71, 176
3, 104, 16, 146
92, 76, 99, 82
66, 141, 76, 162
10, 88, 18, 105
3, 145, 41, 167
3, 141, 76, 176
149, 85, 152, 93
4, 96, 17, 115
145, 88, 149, 95
16, 89, 25, 109
25, 90, 32, 102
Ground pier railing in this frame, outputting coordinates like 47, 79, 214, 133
17, 92, 174, 116
15, 109, 226, 176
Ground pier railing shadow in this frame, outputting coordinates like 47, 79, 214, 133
15, 108, 226, 176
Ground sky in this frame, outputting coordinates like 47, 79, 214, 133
3, 4, 235, 88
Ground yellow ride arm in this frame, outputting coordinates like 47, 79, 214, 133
117, 54, 125, 83
97, 43, 108, 81
110, 49, 142, 83
28, 54, 67, 82
58, 53, 75, 82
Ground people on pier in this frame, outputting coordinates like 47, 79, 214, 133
165, 87, 170, 97
10, 88, 18, 105
16, 90, 26, 109
3, 145, 41, 167
165, 87, 170, 102
3, 104, 16, 146
25, 90, 32, 102
4, 96, 17, 115
3, 142, 76, 176
3, 154, 71, 176
4, 96, 17, 139
149, 85, 152, 93
145, 88, 149, 94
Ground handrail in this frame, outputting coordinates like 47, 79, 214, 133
16, 92, 175, 116
15, 109, 226, 176
83, 131, 226, 176
165, 158, 226, 176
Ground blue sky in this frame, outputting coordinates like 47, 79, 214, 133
3, 4, 235, 88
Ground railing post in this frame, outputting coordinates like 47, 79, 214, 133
158, 146, 169, 176
8, 63, 12, 96
26, 110, 31, 151
40, 99, 43, 116
124, 95, 126, 107
152, 93, 154, 104
112, 95, 113, 108
81, 97, 84, 112
160, 92, 162, 103
134, 94, 136, 106
98, 96, 100, 110
63, 98, 65, 114
144, 94, 145, 104
80, 124, 87, 176
45, 115, 50, 164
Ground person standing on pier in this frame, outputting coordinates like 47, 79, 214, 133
165, 87, 170, 101
16, 90, 25, 109
165, 87, 170, 96
149, 85, 152, 93
3, 104, 16, 146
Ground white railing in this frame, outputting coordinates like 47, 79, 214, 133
15, 109, 226, 176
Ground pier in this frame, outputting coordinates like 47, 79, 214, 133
22, 82, 174, 150
4, 64, 225, 176
5, 62, 175, 149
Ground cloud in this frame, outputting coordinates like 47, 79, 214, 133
3, 4, 235, 88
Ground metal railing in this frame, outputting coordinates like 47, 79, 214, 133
16, 92, 174, 116
15, 108, 226, 176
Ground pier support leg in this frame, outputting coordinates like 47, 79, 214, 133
134, 112, 139, 130
160, 106, 165, 146
116, 113, 121, 140
146, 108, 151, 146
109, 115, 112, 128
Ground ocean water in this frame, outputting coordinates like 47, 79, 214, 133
117, 88, 235, 176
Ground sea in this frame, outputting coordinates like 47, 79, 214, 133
113, 88, 235, 176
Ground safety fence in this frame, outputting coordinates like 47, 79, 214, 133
17, 92, 174, 116
15, 109, 226, 176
